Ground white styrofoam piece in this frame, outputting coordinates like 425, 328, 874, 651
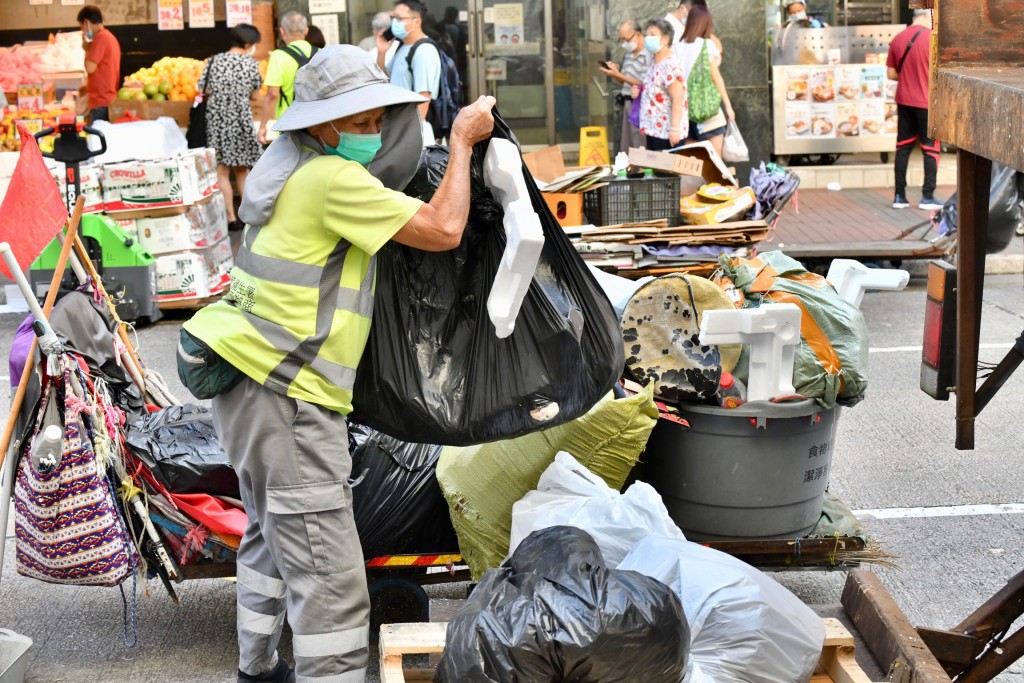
699, 304, 802, 402
586, 264, 651, 320
826, 259, 910, 309
87, 117, 187, 165
482, 138, 545, 338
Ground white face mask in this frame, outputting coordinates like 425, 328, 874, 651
246, 46, 256, 56
790, 11, 808, 20
620, 39, 637, 51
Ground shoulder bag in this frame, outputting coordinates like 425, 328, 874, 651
687, 40, 722, 123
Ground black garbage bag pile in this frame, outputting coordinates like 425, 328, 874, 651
348, 422, 458, 559
125, 404, 239, 498
436, 526, 689, 683
936, 163, 1024, 254
352, 112, 623, 446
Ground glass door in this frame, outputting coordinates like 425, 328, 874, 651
468, 0, 551, 144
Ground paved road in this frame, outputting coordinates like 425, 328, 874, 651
2, 273, 1022, 682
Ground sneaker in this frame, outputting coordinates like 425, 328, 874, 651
238, 659, 295, 683
892, 195, 910, 209
918, 195, 944, 210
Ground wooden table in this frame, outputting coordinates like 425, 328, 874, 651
926, 0, 1024, 450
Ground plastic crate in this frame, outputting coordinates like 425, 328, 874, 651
583, 176, 681, 227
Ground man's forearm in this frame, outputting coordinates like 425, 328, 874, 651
428, 140, 473, 231
259, 93, 276, 128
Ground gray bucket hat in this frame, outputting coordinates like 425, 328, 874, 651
273, 44, 427, 132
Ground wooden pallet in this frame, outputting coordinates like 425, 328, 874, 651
379, 617, 875, 682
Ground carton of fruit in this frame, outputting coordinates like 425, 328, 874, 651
203, 192, 229, 243
137, 205, 210, 254
78, 162, 104, 214
155, 251, 211, 301
102, 157, 202, 212
203, 237, 233, 294
112, 216, 138, 240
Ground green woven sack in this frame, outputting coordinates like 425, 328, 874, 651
436, 385, 658, 579
687, 40, 721, 122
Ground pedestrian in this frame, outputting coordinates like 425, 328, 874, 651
362, 11, 398, 65
600, 19, 650, 155
632, 18, 686, 151
77, 5, 120, 123
307, 25, 327, 49
179, 45, 496, 683
377, 0, 442, 144
675, 2, 735, 159
783, 1, 828, 28
663, 0, 688, 46
257, 12, 319, 146
888, 9, 942, 210
198, 24, 263, 232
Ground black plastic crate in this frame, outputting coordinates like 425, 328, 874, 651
583, 176, 681, 227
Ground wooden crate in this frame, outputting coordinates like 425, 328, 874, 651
379, 617, 875, 683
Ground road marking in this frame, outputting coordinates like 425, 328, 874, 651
869, 343, 1013, 354
854, 503, 1024, 520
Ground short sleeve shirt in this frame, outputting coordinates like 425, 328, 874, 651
886, 25, 930, 109
387, 41, 442, 99
664, 12, 686, 46
85, 28, 121, 108
265, 40, 314, 118
620, 49, 651, 97
640, 55, 688, 140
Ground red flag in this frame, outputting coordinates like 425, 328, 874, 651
0, 125, 69, 279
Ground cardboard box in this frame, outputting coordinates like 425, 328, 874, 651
542, 192, 584, 227
680, 186, 756, 225
137, 207, 211, 255
155, 251, 211, 300
102, 157, 202, 212
108, 99, 191, 127
184, 147, 217, 198
78, 163, 104, 214
523, 145, 566, 184
203, 237, 234, 293
201, 192, 229, 243
628, 147, 705, 177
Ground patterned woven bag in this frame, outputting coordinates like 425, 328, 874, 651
14, 356, 140, 586
687, 40, 722, 123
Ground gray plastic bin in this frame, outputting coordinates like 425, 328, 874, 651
644, 399, 840, 540
0, 629, 32, 683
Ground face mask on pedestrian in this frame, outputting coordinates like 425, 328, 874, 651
391, 17, 410, 40
621, 36, 638, 51
321, 120, 383, 166
644, 35, 662, 53
790, 11, 808, 20
83, 23, 94, 40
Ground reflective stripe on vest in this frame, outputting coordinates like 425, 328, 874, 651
233, 226, 377, 394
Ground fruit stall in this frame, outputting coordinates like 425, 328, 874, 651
109, 57, 207, 128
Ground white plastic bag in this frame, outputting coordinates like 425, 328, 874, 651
619, 535, 825, 683
508, 452, 685, 566
722, 121, 750, 163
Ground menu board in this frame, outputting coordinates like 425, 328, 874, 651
784, 65, 897, 140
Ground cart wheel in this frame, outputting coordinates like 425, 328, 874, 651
368, 578, 430, 643
881, 152, 890, 163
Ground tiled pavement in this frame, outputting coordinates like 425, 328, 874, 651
769, 185, 955, 248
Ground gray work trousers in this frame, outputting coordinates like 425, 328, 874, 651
213, 376, 369, 682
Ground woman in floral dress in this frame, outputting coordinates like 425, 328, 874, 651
198, 24, 263, 231
631, 18, 687, 151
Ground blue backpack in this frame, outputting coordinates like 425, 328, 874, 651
406, 37, 462, 139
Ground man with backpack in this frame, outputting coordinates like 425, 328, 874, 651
377, 0, 461, 143
258, 12, 319, 145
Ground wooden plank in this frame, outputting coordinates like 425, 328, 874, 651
916, 627, 979, 667
841, 570, 954, 683
771, 240, 949, 259
821, 644, 874, 683
954, 150, 991, 450
934, 0, 1024, 68
824, 617, 857, 648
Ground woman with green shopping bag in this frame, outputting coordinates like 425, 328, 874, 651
674, 1, 735, 158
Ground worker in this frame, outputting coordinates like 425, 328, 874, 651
178, 45, 495, 683
783, 1, 828, 28
257, 11, 319, 146
77, 5, 121, 123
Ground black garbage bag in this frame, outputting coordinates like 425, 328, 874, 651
348, 421, 458, 559
936, 163, 1023, 254
435, 526, 689, 683
352, 113, 623, 446
125, 404, 239, 498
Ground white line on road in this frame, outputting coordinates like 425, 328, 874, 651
854, 503, 1024, 520
869, 343, 1013, 354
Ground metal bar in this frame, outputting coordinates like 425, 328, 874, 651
974, 331, 1024, 416
958, 626, 1024, 683
954, 149, 991, 450
543, 0, 555, 145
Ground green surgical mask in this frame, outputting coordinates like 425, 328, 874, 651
321, 121, 382, 166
